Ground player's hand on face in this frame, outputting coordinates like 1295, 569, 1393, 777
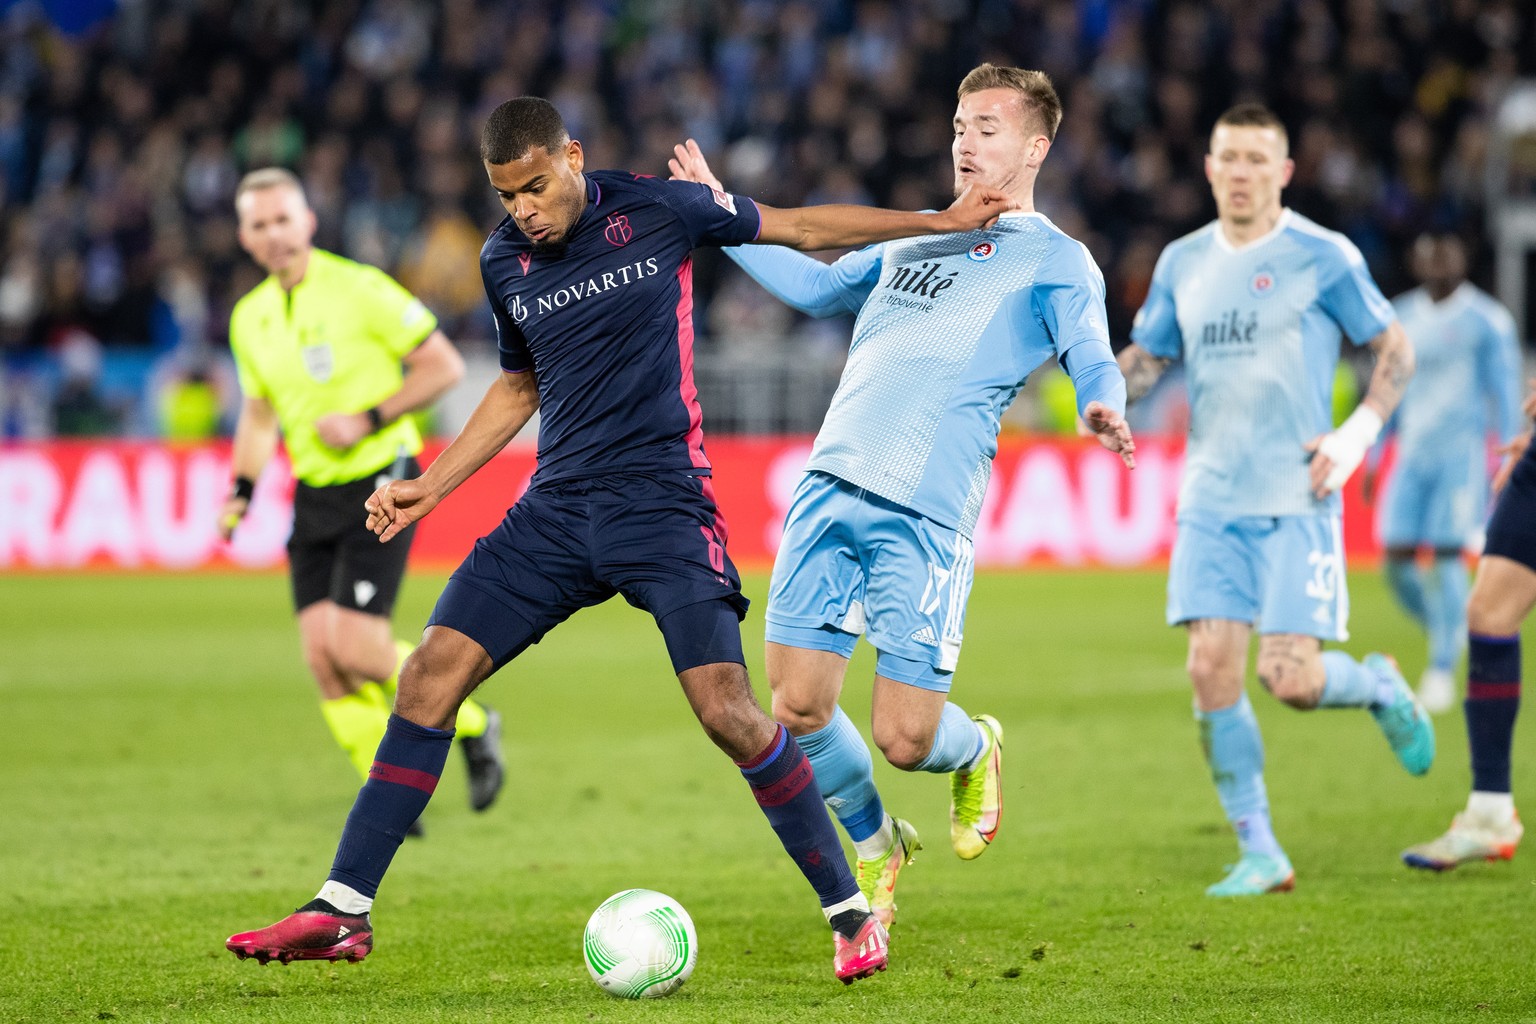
217, 496, 248, 541
1082, 400, 1136, 469
667, 139, 724, 191
315, 411, 371, 450
1522, 377, 1536, 420
941, 184, 1019, 232
1492, 431, 1532, 497
364, 478, 438, 542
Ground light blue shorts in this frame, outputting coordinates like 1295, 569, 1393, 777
1379, 455, 1485, 550
765, 472, 975, 691
1166, 510, 1349, 641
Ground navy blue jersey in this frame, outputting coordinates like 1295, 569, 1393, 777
481, 171, 762, 486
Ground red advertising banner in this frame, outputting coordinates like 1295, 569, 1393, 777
0, 438, 1386, 571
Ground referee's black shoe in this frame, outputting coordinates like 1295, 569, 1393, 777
461, 707, 505, 811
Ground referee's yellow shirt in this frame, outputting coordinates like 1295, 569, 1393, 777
230, 249, 439, 486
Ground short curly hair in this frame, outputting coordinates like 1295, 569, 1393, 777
481, 97, 569, 165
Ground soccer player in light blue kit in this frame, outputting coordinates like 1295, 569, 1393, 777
671, 64, 1136, 927
1117, 104, 1433, 896
1364, 232, 1524, 714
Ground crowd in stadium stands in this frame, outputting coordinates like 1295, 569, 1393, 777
0, 0, 1530, 436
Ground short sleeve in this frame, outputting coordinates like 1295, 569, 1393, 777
228, 305, 266, 400
1130, 246, 1183, 361
358, 265, 439, 357
1314, 236, 1394, 346
647, 177, 762, 248
483, 272, 532, 373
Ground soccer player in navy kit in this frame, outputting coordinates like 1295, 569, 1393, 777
1403, 379, 1536, 871
226, 97, 1015, 984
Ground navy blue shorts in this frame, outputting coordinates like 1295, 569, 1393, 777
1485, 446, 1536, 572
428, 472, 749, 671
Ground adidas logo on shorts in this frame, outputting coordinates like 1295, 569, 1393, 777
910, 626, 939, 647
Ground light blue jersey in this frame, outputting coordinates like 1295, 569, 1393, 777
1389, 283, 1522, 467
1379, 283, 1523, 550
726, 211, 1124, 537
1132, 209, 1396, 517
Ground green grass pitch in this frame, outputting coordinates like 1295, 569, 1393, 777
3, 568, 1533, 1022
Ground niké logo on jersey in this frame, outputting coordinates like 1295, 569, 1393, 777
890, 261, 959, 298
1200, 308, 1258, 349
877, 260, 961, 312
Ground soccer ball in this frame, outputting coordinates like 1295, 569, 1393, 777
582, 889, 697, 999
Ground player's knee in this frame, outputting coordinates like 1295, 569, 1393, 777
1185, 646, 1235, 693
770, 691, 832, 736
329, 641, 392, 683
391, 634, 480, 729
871, 727, 931, 772
1467, 583, 1519, 636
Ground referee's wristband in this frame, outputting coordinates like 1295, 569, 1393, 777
366, 406, 386, 432
231, 476, 256, 503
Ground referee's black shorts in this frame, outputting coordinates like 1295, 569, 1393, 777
1484, 445, 1536, 573
288, 457, 420, 616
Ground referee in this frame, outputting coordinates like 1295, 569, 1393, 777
220, 167, 503, 823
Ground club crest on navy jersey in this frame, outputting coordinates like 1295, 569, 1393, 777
605, 215, 633, 247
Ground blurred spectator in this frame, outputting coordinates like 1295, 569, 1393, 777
51, 327, 118, 435
157, 362, 224, 441
0, 0, 1530, 437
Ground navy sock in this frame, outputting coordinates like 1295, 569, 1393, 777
328, 714, 454, 898
739, 725, 859, 908
1466, 633, 1521, 793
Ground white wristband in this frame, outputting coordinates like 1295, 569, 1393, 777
1315, 405, 1384, 494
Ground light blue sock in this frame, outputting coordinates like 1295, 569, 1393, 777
794, 706, 884, 843
1196, 696, 1282, 858
1318, 651, 1380, 707
1427, 554, 1469, 673
912, 701, 985, 774
1385, 555, 1428, 625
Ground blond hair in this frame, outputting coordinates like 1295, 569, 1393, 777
1212, 103, 1289, 154
957, 64, 1062, 140
234, 167, 307, 205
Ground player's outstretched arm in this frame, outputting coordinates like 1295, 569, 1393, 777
219, 395, 280, 541
669, 140, 872, 318
365, 370, 539, 542
754, 184, 1016, 252
1304, 320, 1414, 498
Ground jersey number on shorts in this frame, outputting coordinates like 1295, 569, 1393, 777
1305, 548, 1340, 602
919, 563, 953, 616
